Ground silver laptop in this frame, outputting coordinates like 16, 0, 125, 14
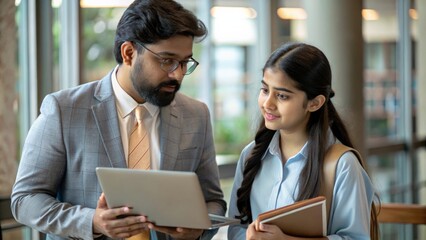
95, 167, 239, 229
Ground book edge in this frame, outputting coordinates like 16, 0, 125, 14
259, 200, 325, 224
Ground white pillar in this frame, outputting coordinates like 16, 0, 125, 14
304, 0, 365, 156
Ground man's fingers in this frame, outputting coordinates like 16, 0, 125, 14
106, 222, 150, 238
97, 193, 107, 208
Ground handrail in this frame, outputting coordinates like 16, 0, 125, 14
377, 203, 426, 225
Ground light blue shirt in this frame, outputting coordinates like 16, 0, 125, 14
227, 131, 374, 240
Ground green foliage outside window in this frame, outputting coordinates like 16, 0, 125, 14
214, 116, 253, 155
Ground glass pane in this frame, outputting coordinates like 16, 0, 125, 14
53, 2, 60, 90
363, 1, 400, 140
380, 223, 415, 240
81, 6, 125, 83
206, 2, 259, 156
367, 151, 416, 238
368, 152, 411, 202
213, 46, 252, 154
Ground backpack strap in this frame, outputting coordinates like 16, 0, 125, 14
321, 143, 362, 223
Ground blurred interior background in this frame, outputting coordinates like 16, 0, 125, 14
1, 0, 425, 239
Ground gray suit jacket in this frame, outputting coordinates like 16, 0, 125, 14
11, 72, 226, 240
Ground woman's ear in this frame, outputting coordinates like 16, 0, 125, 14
121, 41, 136, 66
307, 95, 326, 112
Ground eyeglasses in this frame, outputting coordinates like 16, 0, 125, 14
134, 41, 199, 75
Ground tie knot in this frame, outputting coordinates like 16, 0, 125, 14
134, 106, 146, 123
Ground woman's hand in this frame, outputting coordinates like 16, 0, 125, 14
246, 219, 327, 240
246, 219, 287, 240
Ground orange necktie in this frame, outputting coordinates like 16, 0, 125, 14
127, 106, 150, 240
128, 106, 151, 170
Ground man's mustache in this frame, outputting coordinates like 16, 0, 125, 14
155, 80, 180, 91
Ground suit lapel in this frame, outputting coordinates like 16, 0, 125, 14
159, 99, 182, 170
92, 72, 127, 168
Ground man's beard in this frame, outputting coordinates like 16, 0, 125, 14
131, 61, 181, 107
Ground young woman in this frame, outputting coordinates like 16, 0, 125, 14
227, 42, 378, 240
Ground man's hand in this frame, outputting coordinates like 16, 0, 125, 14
93, 193, 150, 238
150, 225, 203, 240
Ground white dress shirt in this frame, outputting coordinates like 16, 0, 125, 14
111, 65, 161, 170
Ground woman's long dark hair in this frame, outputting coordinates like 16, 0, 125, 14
235, 42, 378, 239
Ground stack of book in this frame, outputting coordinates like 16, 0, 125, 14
256, 196, 327, 237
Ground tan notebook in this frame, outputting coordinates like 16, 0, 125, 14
256, 196, 327, 237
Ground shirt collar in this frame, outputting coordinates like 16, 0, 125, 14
265, 128, 337, 162
265, 131, 309, 162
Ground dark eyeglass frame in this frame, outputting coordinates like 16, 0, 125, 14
133, 41, 199, 75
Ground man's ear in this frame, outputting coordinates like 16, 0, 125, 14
307, 94, 326, 112
120, 41, 136, 66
